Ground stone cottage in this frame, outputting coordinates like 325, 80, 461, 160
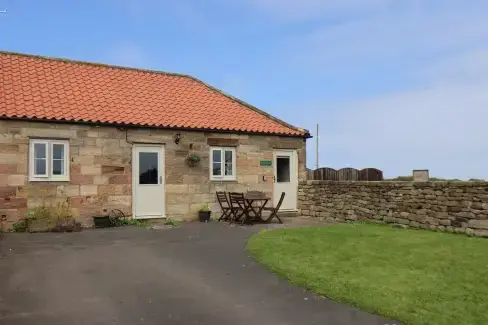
0, 51, 310, 229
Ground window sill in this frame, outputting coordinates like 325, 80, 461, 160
29, 178, 70, 182
210, 179, 237, 183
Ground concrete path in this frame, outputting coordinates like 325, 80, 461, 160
0, 223, 399, 325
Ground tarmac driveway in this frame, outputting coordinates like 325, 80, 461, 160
0, 223, 398, 325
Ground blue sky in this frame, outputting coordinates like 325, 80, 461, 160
2, 0, 487, 179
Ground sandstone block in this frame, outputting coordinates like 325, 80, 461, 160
182, 174, 208, 184
0, 144, 19, 154
57, 185, 80, 197
94, 175, 110, 185
98, 185, 130, 196
0, 186, 17, 198
167, 203, 189, 215
72, 155, 95, 165
188, 184, 211, 194
166, 184, 188, 194
79, 147, 102, 156
0, 134, 13, 144
21, 128, 76, 139
237, 175, 259, 184
0, 197, 27, 209
7, 175, 26, 186
27, 197, 67, 209
70, 175, 94, 185
80, 185, 98, 196
0, 153, 20, 165
107, 195, 131, 205
81, 165, 102, 175
83, 138, 97, 146
86, 131, 99, 138
108, 174, 130, 185
166, 193, 191, 204
79, 205, 103, 219
16, 162, 27, 174
190, 193, 214, 204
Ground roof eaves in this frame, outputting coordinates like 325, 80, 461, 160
0, 115, 308, 137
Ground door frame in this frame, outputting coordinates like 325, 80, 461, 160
273, 149, 298, 211
131, 143, 166, 219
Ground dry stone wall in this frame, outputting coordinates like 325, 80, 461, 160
299, 181, 488, 237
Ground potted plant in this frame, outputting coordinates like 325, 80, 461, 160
186, 153, 201, 167
93, 215, 111, 228
198, 203, 212, 222
25, 207, 53, 233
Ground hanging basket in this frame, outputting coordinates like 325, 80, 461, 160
186, 153, 201, 167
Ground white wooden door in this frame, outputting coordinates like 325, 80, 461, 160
273, 150, 297, 211
133, 145, 165, 218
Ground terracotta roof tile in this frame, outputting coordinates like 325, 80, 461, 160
0, 52, 308, 137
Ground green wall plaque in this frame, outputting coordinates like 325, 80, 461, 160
260, 160, 272, 166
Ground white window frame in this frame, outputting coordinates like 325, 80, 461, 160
29, 139, 70, 182
209, 147, 236, 181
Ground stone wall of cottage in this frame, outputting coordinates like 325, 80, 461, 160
299, 181, 488, 237
0, 120, 306, 229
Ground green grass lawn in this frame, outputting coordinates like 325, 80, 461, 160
247, 223, 488, 325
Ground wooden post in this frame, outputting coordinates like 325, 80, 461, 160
316, 124, 319, 169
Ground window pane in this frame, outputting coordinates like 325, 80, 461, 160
139, 152, 158, 185
276, 157, 290, 183
35, 159, 46, 175
224, 150, 233, 163
212, 162, 222, 176
34, 143, 46, 159
53, 144, 64, 159
224, 150, 233, 176
225, 163, 233, 176
52, 159, 64, 175
212, 150, 221, 163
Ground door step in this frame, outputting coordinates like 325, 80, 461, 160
278, 210, 299, 218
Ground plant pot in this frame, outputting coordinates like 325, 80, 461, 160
26, 218, 54, 233
93, 215, 111, 228
198, 211, 211, 222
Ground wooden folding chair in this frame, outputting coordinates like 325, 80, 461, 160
228, 192, 247, 223
263, 192, 285, 224
216, 192, 232, 222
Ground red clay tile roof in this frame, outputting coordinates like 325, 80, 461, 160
0, 51, 308, 137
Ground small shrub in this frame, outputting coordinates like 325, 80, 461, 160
164, 218, 182, 227
25, 206, 51, 220
117, 218, 149, 227
199, 203, 211, 212
12, 220, 27, 232
24, 199, 80, 232
52, 201, 73, 221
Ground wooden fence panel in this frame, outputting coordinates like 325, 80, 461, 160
338, 168, 359, 181
307, 167, 383, 181
359, 168, 384, 181
321, 167, 338, 180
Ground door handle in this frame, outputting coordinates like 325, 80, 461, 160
273, 176, 276, 183
159, 176, 162, 184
